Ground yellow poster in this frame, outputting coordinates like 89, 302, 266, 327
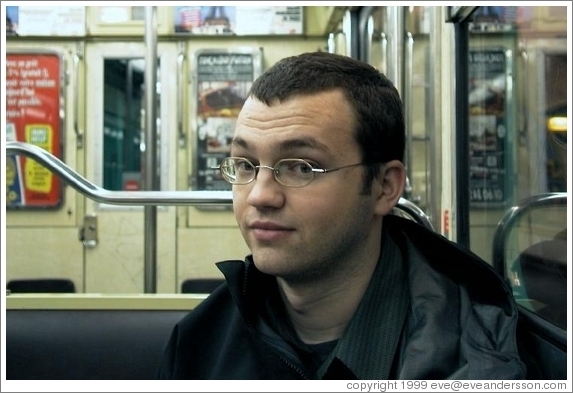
24, 124, 52, 193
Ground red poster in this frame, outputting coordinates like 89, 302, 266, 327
6, 52, 63, 209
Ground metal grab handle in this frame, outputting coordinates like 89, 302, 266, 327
395, 197, 434, 231
6, 141, 433, 229
177, 44, 186, 148
492, 192, 567, 276
6, 141, 232, 206
73, 43, 84, 148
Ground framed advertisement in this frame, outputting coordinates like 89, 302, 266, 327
191, 48, 263, 207
468, 49, 512, 207
468, 6, 533, 33
6, 50, 65, 209
173, 6, 303, 35
5, 6, 86, 36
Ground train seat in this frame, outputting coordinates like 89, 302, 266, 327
6, 308, 188, 380
181, 278, 224, 294
7, 278, 76, 293
492, 192, 567, 380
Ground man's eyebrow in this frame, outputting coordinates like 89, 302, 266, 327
231, 136, 330, 153
231, 136, 250, 150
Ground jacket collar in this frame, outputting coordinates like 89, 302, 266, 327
384, 215, 516, 316
216, 256, 275, 326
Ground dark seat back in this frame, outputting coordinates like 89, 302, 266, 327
181, 278, 224, 294
7, 278, 76, 293
6, 309, 187, 380
515, 238, 567, 329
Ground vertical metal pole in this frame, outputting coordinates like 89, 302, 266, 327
454, 21, 470, 249
404, 31, 414, 199
385, 7, 405, 96
427, 6, 440, 230
144, 6, 158, 293
357, 7, 374, 63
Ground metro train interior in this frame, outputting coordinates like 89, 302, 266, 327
3, 4, 570, 383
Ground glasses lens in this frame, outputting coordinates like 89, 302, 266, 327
276, 159, 314, 187
221, 157, 255, 184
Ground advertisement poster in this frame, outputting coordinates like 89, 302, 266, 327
174, 6, 235, 34
5, 6, 86, 36
235, 6, 303, 35
194, 49, 262, 192
6, 52, 64, 209
468, 49, 508, 206
174, 6, 302, 35
469, 6, 533, 32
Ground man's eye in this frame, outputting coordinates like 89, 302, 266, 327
281, 161, 313, 174
236, 161, 254, 171
296, 163, 313, 174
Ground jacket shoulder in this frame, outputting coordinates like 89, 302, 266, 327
385, 215, 514, 313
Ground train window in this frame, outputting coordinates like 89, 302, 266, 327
465, 6, 567, 265
103, 58, 160, 191
466, 8, 567, 375
494, 193, 567, 329
544, 55, 567, 192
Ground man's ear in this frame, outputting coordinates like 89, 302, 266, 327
373, 160, 406, 216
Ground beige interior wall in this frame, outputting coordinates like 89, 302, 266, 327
6, 228, 84, 292
176, 227, 250, 289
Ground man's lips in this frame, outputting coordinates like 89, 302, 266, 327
248, 221, 294, 241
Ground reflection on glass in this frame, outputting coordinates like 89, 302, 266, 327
467, 6, 567, 277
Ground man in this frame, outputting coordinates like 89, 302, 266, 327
158, 51, 525, 380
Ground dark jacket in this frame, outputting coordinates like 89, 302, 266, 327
157, 215, 525, 379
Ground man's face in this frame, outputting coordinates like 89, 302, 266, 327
231, 90, 384, 284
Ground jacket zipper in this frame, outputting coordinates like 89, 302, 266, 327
269, 344, 309, 379
242, 262, 309, 379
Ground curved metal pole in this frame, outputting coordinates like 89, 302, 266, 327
396, 197, 434, 231
491, 192, 567, 276
7, 142, 433, 231
6, 141, 232, 206
7, 141, 433, 228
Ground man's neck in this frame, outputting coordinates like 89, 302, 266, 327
276, 250, 379, 345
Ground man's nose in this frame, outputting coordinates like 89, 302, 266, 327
246, 166, 285, 208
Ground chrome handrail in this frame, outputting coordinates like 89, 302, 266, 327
395, 197, 434, 231
7, 141, 433, 224
6, 141, 433, 229
492, 192, 567, 276
6, 141, 232, 206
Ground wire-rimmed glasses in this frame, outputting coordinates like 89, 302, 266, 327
212, 157, 366, 188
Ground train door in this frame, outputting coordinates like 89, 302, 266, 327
83, 42, 179, 293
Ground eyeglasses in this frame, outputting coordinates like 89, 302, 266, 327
212, 157, 366, 188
